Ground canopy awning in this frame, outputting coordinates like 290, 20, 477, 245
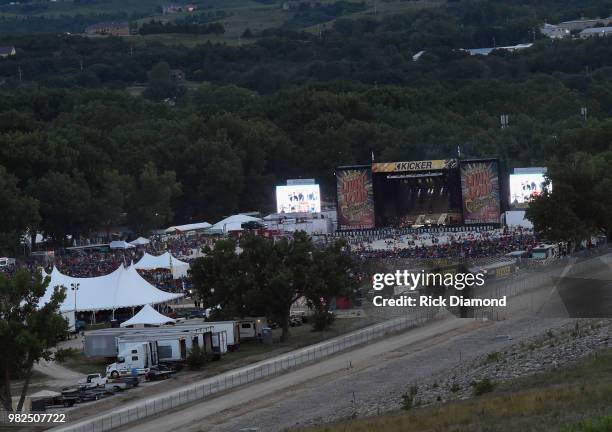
134, 252, 190, 278
165, 222, 211, 233
211, 214, 263, 233
120, 304, 176, 327
110, 240, 135, 249
129, 237, 150, 246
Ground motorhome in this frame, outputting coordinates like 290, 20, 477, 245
106, 341, 158, 377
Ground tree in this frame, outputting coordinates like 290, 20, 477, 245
526, 151, 612, 243
28, 170, 91, 246
191, 232, 356, 340
0, 165, 39, 255
126, 162, 182, 235
144, 62, 176, 101
0, 271, 67, 412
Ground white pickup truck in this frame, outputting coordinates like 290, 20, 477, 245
78, 373, 107, 389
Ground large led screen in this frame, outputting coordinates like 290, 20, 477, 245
510, 172, 551, 208
276, 184, 321, 214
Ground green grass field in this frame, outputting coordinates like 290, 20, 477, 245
298, 350, 612, 432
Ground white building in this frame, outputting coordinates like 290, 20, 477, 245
580, 26, 612, 38
540, 23, 570, 39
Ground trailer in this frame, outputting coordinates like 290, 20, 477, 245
117, 329, 214, 363
237, 317, 267, 341
211, 331, 228, 359
83, 323, 214, 358
205, 321, 240, 349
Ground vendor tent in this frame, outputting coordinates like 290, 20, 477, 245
165, 222, 211, 233
120, 304, 176, 327
39, 265, 183, 313
110, 240, 135, 249
134, 252, 190, 278
129, 237, 150, 246
211, 214, 263, 233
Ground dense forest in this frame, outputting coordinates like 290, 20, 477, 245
0, 0, 611, 251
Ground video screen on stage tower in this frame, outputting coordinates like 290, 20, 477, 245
460, 160, 501, 225
336, 167, 375, 230
276, 184, 321, 214
509, 169, 551, 208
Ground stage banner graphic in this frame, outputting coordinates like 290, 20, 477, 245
372, 159, 458, 173
336, 167, 375, 230
460, 160, 501, 224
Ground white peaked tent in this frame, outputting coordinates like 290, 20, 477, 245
129, 237, 150, 246
120, 304, 175, 327
39, 265, 183, 313
211, 214, 263, 233
110, 240, 135, 249
134, 252, 190, 279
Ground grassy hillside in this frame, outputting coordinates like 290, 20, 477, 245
299, 350, 612, 432
0, 0, 443, 42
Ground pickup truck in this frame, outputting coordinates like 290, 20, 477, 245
78, 373, 107, 389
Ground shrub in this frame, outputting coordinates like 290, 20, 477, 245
401, 392, 413, 410
486, 351, 503, 363
186, 345, 209, 369
568, 415, 612, 432
54, 348, 80, 363
311, 310, 335, 331
450, 383, 461, 393
472, 378, 495, 396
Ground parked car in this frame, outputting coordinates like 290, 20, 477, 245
78, 373, 107, 389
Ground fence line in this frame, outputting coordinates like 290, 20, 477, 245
54, 308, 438, 432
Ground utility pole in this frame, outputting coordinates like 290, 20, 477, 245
80, 57, 84, 71
18, 66, 22, 82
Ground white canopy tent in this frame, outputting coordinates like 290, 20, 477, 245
134, 252, 190, 279
129, 237, 150, 246
120, 304, 175, 327
211, 214, 263, 233
109, 240, 135, 249
39, 265, 183, 314
165, 222, 211, 233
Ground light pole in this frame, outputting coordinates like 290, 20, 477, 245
70, 282, 80, 328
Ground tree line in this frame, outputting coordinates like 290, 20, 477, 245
0, 1, 611, 252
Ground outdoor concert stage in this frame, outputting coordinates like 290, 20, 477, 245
335, 158, 508, 231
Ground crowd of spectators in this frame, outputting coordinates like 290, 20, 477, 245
2, 226, 539, 284
329, 227, 539, 260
